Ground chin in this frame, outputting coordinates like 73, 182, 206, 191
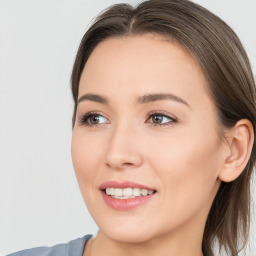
104, 228, 155, 244
96, 218, 158, 243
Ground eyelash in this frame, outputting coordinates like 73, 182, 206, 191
78, 111, 106, 127
147, 111, 177, 127
77, 111, 177, 127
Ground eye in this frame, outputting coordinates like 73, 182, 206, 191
147, 111, 177, 126
78, 112, 109, 127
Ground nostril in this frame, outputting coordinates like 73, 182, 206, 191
123, 162, 133, 166
105, 161, 136, 170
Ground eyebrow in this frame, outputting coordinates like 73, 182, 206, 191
137, 93, 190, 107
77, 94, 108, 105
77, 93, 190, 108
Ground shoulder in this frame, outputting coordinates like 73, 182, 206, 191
7, 234, 92, 256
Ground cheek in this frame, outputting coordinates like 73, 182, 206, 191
145, 124, 221, 206
71, 130, 102, 194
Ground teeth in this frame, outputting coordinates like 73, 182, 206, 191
110, 188, 115, 196
141, 189, 148, 196
105, 187, 155, 199
133, 188, 141, 197
123, 188, 133, 197
115, 188, 122, 197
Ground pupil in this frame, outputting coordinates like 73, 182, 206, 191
90, 116, 99, 124
153, 115, 163, 123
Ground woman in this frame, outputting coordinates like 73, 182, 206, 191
8, 0, 256, 255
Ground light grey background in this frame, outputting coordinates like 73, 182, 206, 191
0, 0, 255, 255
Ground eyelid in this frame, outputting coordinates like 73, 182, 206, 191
146, 110, 177, 120
77, 110, 178, 127
77, 111, 110, 127
146, 110, 178, 126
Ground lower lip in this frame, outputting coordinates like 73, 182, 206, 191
101, 191, 156, 210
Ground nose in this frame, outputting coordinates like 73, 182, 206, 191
104, 122, 143, 170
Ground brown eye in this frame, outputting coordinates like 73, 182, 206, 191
89, 115, 101, 124
147, 112, 177, 126
78, 113, 109, 126
151, 115, 164, 124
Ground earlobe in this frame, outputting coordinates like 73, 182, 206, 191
218, 119, 254, 182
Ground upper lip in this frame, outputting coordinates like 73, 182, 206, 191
99, 180, 156, 191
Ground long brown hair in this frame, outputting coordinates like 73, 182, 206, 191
70, 0, 256, 255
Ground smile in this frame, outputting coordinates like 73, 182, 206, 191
104, 187, 155, 199
99, 181, 157, 210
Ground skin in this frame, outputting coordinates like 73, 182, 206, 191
71, 34, 245, 256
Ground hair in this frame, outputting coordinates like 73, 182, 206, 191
70, 0, 256, 255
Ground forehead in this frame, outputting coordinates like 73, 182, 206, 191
78, 34, 212, 109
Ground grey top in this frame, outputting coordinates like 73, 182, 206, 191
7, 234, 208, 256
7, 234, 92, 256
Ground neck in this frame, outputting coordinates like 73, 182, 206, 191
87, 228, 204, 256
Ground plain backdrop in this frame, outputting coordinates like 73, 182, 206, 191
0, 0, 255, 255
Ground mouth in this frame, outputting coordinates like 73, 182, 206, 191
99, 181, 157, 210
102, 187, 156, 199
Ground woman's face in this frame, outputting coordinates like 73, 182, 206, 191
71, 35, 225, 243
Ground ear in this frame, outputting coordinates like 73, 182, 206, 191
218, 119, 254, 182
